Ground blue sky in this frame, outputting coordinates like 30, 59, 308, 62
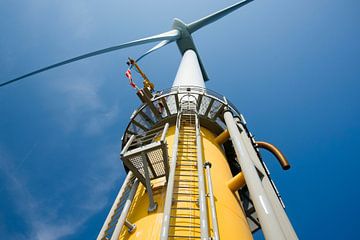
0, 0, 359, 239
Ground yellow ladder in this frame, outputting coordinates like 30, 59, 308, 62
168, 113, 201, 239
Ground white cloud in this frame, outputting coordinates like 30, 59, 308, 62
0, 143, 122, 240
48, 75, 120, 136
84, 104, 119, 136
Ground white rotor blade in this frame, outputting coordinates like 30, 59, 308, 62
0, 30, 180, 87
136, 40, 173, 62
187, 0, 254, 33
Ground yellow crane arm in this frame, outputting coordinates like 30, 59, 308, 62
129, 58, 154, 92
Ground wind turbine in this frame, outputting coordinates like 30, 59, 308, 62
1, 1, 298, 239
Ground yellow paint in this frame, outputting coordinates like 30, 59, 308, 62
118, 125, 253, 240
227, 172, 246, 192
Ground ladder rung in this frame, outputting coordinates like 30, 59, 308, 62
171, 207, 199, 211
176, 164, 197, 167
175, 169, 197, 172
169, 225, 200, 228
176, 167, 198, 171
175, 174, 197, 177
173, 192, 198, 196
176, 160, 197, 163
170, 215, 200, 219
175, 186, 198, 189
168, 235, 201, 239
174, 179, 198, 183
172, 199, 198, 203
177, 162, 196, 165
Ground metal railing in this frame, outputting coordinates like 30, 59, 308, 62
97, 172, 138, 240
122, 86, 244, 146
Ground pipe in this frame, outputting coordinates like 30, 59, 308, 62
204, 162, 220, 240
121, 135, 136, 156
215, 129, 230, 145
256, 141, 290, 170
223, 109, 286, 240
195, 115, 210, 239
227, 172, 245, 192
110, 178, 139, 240
160, 114, 181, 240
160, 123, 170, 142
97, 172, 134, 240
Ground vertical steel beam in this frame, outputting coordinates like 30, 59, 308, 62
204, 162, 220, 240
141, 152, 158, 212
195, 115, 210, 239
160, 114, 181, 240
223, 110, 286, 240
97, 172, 134, 240
161, 123, 170, 181
161, 97, 172, 117
110, 178, 139, 240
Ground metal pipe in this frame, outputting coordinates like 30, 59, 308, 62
121, 135, 136, 156
215, 129, 230, 145
204, 162, 220, 240
97, 172, 134, 240
227, 172, 245, 192
110, 178, 139, 240
141, 152, 158, 212
256, 141, 290, 170
223, 110, 286, 240
160, 114, 181, 240
160, 123, 170, 142
195, 115, 210, 239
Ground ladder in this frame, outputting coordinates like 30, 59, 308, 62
161, 99, 209, 240
169, 113, 201, 239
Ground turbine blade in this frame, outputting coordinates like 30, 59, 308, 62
0, 30, 180, 88
187, 0, 254, 33
136, 40, 173, 62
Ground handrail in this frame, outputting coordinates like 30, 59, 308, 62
122, 86, 244, 146
160, 113, 181, 240
256, 141, 290, 170
204, 162, 220, 240
110, 178, 139, 240
97, 172, 134, 240
160, 123, 170, 142
195, 114, 210, 239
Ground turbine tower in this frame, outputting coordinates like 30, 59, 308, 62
1, 1, 298, 239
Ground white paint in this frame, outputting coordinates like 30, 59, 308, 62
172, 50, 205, 88
259, 195, 269, 214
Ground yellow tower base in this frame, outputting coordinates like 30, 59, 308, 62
118, 126, 253, 240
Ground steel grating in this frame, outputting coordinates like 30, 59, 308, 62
121, 138, 169, 187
